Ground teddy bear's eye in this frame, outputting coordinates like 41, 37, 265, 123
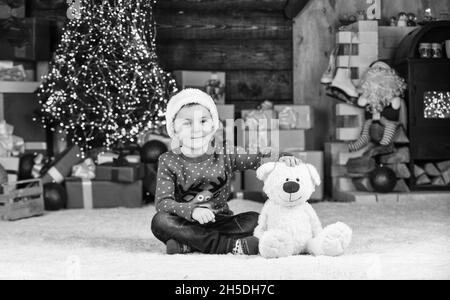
286, 178, 289, 181
296, 178, 300, 182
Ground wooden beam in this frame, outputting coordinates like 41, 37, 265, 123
157, 40, 292, 70
155, 10, 292, 40
154, 0, 287, 12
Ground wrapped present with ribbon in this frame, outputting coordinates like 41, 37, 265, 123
0, 121, 25, 157
95, 154, 145, 183
278, 107, 298, 130
0, 156, 19, 184
41, 145, 83, 184
274, 105, 314, 130
97, 152, 141, 165
72, 158, 96, 180
0, 63, 26, 81
242, 100, 276, 130
65, 178, 142, 209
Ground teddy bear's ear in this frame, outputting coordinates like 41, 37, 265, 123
256, 162, 277, 182
306, 163, 321, 187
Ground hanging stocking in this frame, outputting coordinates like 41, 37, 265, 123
348, 119, 372, 152
379, 117, 399, 146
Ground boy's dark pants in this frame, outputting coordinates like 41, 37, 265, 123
151, 211, 259, 254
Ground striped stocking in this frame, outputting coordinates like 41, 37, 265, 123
348, 119, 372, 152
379, 118, 399, 146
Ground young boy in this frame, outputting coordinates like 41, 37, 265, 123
151, 88, 301, 255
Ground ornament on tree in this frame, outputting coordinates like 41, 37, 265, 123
37, 0, 178, 153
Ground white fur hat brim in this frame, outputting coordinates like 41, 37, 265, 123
165, 88, 220, 138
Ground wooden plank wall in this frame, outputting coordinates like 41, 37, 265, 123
28, 0, 294, 113
294, 0, 450, 151
154, 0, 294, 112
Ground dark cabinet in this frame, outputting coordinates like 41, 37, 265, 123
393, 21, 450, 190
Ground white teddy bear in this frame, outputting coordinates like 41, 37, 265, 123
254, 161, 352, 258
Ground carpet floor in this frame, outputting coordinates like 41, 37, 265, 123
1, 198, 449, 280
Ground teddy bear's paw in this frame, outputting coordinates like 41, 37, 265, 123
259, 230, 294, 259
321, 222, 352, 256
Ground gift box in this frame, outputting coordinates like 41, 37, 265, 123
273, 105, 314, 130
24, 142, 47, 156
0, 0, 25, 19
0, 120, 24, 156
66, 178, 143, 209
97, 152, 141, 165
95, 162, 145, 183
173, 71, 226, 104
0, 18, 51, 61
41, 145, 83, 184
0, 61, 36, 81
0, 156, 19, 183
217, 104, 235, 123
231, 171, 242, 193
237, 128, 306, 152
241, 109, 277, 130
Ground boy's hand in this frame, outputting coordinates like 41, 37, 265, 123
279, 156, 302, 167
192, 207, 216, 224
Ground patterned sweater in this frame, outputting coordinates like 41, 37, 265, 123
155, 143, 285, 222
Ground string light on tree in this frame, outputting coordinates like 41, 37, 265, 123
36, 0, 178, 152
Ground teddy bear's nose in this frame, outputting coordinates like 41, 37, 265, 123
283, 181, 300, 194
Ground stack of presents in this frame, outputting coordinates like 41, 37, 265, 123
172, 70, 324, 201
0, 134, 165, 220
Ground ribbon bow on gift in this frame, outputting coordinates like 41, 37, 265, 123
204, 74, 225, 104
72, 158, 96, 179
112, 154, 130, 167
0, 121, 24, 156
278, 107, 298, 130
245, 100, 275, 130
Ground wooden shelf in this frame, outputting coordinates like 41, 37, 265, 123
0, 81, 41, 93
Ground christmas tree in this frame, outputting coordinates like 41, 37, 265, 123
36, 0, 177, 152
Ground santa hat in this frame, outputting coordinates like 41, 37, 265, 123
165, 88, 220, 138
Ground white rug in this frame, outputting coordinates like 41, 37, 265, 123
1, 198, 449, 280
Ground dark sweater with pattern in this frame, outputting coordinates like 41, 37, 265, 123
155, 143, 284, 222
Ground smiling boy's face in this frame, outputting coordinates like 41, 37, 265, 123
173, 104, 216, 152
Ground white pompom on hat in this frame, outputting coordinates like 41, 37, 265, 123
165, 88, 220, 138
